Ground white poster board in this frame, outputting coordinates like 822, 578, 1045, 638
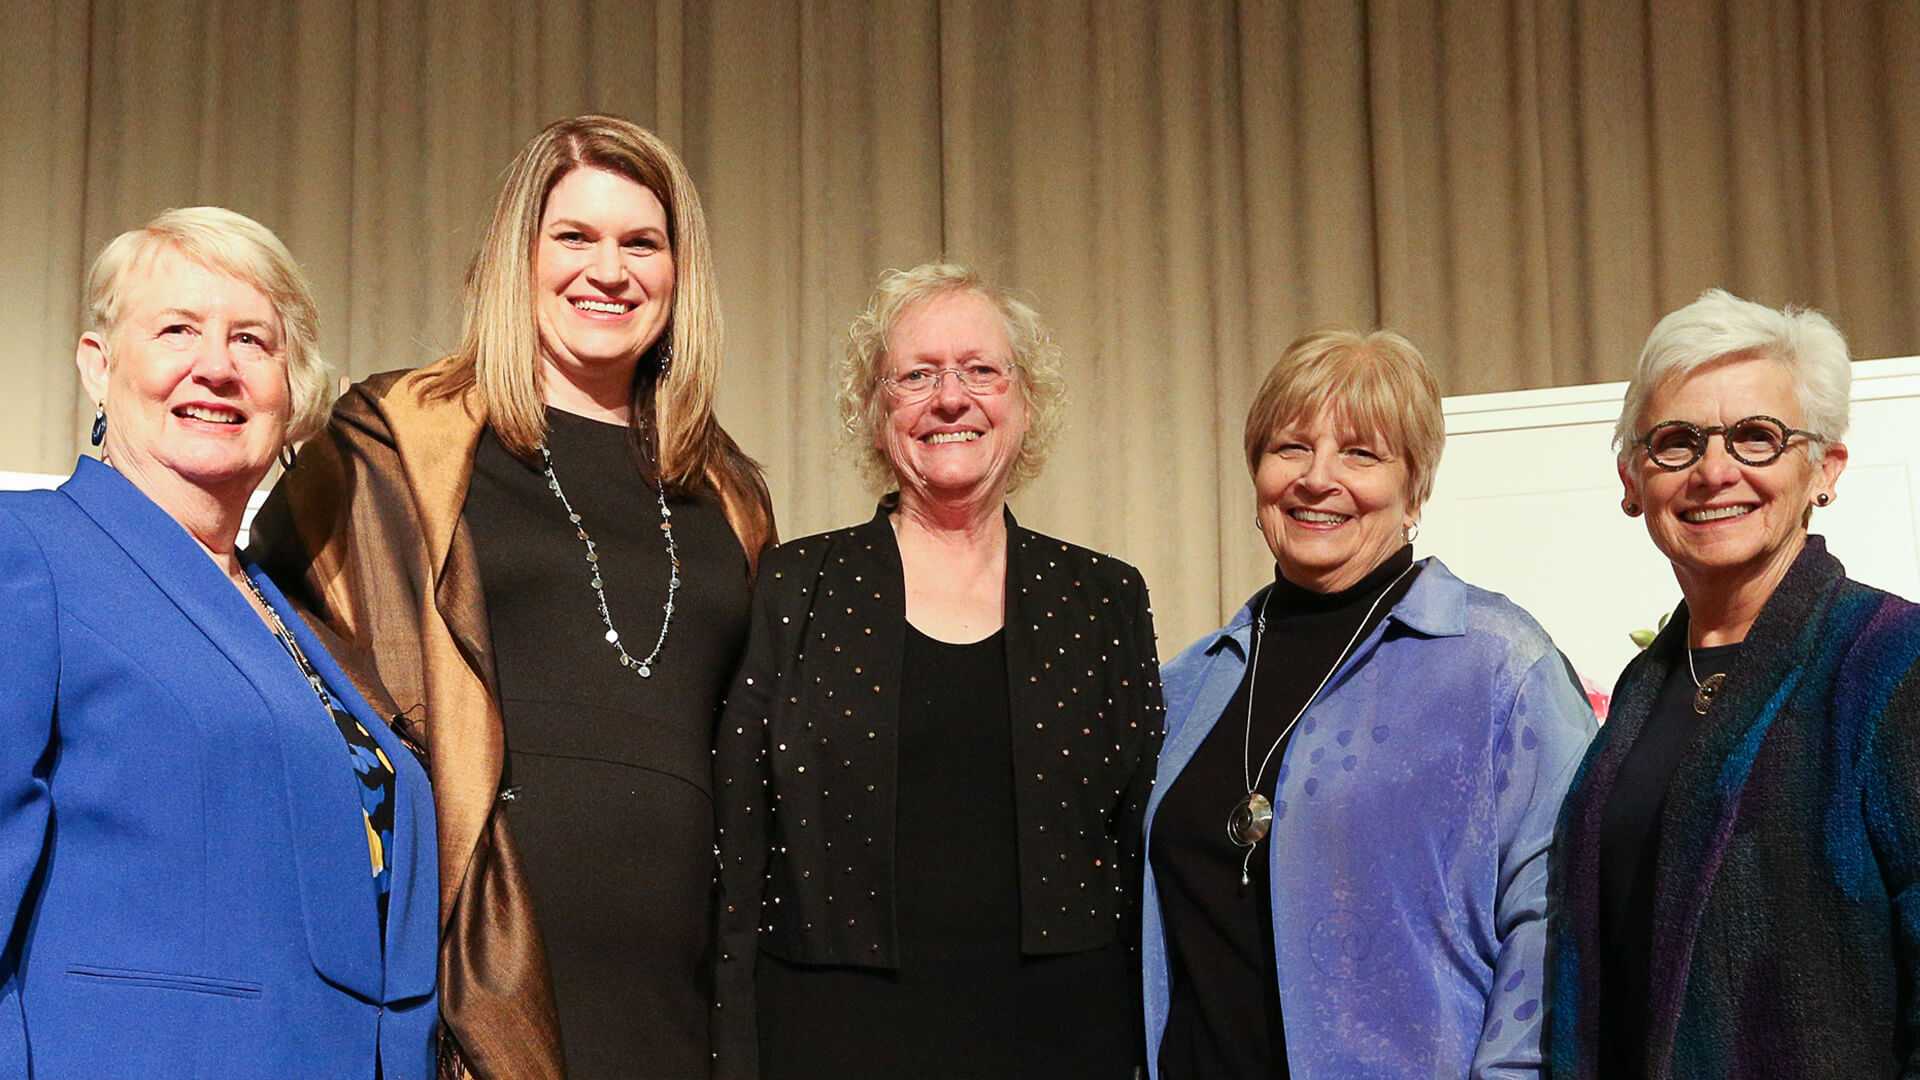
1420, 355, 1920, 705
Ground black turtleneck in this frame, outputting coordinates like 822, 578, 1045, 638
1149, 546, 1419, 1080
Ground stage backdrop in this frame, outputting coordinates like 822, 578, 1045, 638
4, 0, 1918, 649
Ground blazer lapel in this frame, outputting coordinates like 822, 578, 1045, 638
251, 568, 439, 1003
64, 459, 386, 999
1002, 513, 1051, 763
1642, 540, 1845, 1073
857, 504, 909, 852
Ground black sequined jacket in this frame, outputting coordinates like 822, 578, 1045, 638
711, 503, 1166, 1077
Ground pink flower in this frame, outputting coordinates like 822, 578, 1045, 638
1579, 674, 1610, 723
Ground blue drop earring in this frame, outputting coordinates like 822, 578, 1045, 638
90, 405, 107, 447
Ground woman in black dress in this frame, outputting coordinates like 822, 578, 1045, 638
252, 115, 775, 1079
712, 264, 1166, 1079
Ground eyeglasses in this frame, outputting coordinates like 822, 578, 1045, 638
1633, 414, 1825, 470
878, 363, 1017, 403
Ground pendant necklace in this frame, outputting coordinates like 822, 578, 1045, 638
540, 442, 679, 678
1232, 563, 1415, 886
1686, 645, 1726, 715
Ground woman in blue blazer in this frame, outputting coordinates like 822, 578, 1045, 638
0, 208, 437, 1079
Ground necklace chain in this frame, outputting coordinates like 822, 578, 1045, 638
1241, 563, 1415, 798
238, 572, 335, 712
1233, 562, 1415, 882
540, 443, 679, 679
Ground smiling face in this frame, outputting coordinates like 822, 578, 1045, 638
533, 166, 674, 411
1254, 406, 1414, 593
878, 290, 1029, 513
1621, 354, 1845, 598
76, 245, 292, 515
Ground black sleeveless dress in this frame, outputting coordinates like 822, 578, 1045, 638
466, 408, 750, 1078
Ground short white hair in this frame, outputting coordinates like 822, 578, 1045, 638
85, 206, 332, 444
1615, 288, 1851, 464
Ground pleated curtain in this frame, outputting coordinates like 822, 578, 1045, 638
2, 0, 1916, 646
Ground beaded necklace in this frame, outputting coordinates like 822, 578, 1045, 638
539, 442, 679, 678
239, 572, 337, 709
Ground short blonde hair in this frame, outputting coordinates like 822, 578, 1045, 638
837, 263, 1067, 493
1244, 328, 1446, 509
84, 206, 330, 443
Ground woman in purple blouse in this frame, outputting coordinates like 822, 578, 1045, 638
1143, 329, 1596, 1079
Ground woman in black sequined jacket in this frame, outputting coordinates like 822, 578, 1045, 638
712, 264, 1165, 1080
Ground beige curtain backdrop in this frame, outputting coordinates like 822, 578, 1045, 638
3, 0, 1917, 649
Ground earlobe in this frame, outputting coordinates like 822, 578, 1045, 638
75, 331, 110, 403
1819, 441, 1849, 489
1616, 459, 1641, 517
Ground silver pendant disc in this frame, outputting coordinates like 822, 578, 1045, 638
1228, 792, 1274, 847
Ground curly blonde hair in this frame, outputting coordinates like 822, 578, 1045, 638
837, 263, 1067, 493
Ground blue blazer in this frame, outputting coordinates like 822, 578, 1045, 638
0, 458, 437, 1080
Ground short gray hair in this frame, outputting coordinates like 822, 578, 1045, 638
837, 263, 1067, 492
85, 206, 331, 444
1616, 287, 1851, 464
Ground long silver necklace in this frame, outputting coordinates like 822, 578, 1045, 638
540, 442, 679, 678
1686, 645, 1726, 715
1231, 563, 1415, 885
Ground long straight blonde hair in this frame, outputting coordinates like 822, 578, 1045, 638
425, 115, 773, 562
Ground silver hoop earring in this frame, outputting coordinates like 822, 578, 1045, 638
90, 405, 107, 447
1401, 521, 1419, 543
279, 443, 298, 471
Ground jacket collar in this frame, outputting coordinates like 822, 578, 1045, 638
64, 458, 431, 1002
246, 566, 440, 1003
1198, 554, 1467, 661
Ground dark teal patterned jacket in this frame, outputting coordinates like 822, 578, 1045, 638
1548, 536, 1920, 1078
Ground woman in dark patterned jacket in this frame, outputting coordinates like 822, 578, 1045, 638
1548, 288, 1920, 1078
712, 264, 1165, 1079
